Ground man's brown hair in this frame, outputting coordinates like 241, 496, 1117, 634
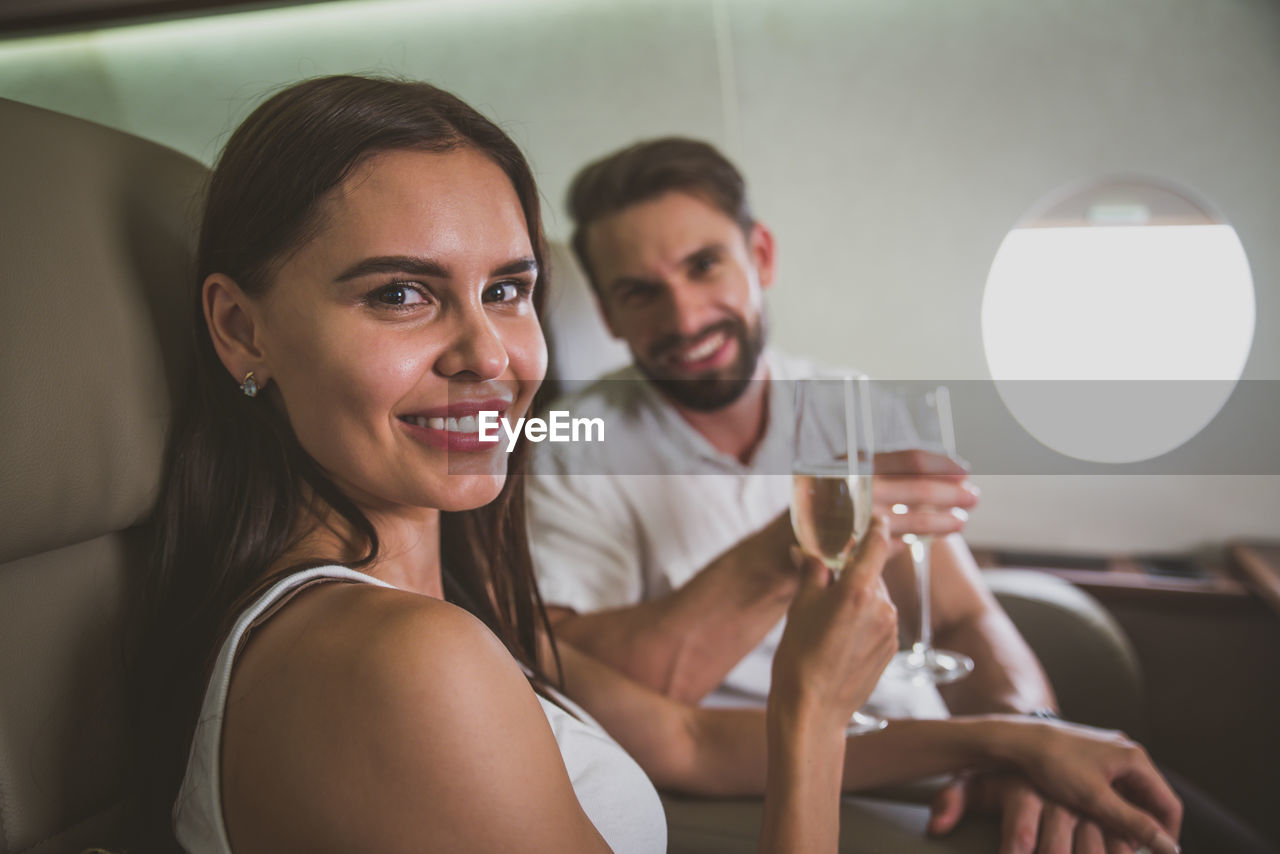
566, 137, 755, 291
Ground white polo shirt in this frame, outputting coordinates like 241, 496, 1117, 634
528, 350, 946, 716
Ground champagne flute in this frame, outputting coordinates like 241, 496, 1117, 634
790, 374, 886, 734
878, 384, 975, 685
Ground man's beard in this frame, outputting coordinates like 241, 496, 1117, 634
637, 316, 766, 412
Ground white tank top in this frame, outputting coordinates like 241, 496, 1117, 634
172, 565, 667, 853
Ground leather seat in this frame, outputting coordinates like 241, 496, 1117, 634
0, 97, 207, 854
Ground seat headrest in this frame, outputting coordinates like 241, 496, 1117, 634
0, 98, 208, 567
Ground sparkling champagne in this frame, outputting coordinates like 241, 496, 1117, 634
790, 464, 873, 573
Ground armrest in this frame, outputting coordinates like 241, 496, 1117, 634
661, 792, 1001, 854
982, 569, 1145, 737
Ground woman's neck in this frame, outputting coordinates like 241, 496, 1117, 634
361, 506, 444, 598
277, 501, 444, 599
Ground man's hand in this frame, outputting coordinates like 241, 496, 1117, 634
929, 773, 1141, 854
736, 508, 804, 584
872, 449, 980, 543
1012, 721, 1181, 854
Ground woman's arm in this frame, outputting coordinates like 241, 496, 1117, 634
758, 520, 900, 851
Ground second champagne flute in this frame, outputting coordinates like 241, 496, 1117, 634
790, 374, 885, 734
878, 384, 975, 685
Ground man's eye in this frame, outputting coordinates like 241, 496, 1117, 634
372, 282, 427, 307
691, 255, 717, 275
484, 280, 529, 303
622, 284, 657, 304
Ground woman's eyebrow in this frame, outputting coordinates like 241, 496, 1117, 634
334, 255, 538, 282
492, 257, 538, 277
335, 255, 450, 282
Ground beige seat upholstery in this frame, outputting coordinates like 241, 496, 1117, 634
984, 568, 1145, 736
0, 98, 207, 853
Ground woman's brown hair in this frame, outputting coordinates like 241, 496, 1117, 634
126, 75, 557, 851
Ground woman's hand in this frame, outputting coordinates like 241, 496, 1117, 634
992, 719, 1183, 854
769, 515, 898, 734
760, 516, 898, 852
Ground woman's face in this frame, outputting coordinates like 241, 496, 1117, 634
252, 147, 545, 514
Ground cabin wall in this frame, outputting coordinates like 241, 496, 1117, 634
1, 0, 1277, 556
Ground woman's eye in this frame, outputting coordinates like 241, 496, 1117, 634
484, 280, 529, 304
371, 282, 427, 307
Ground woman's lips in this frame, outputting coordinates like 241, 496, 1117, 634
397, 402, 509, 453
411, 397, 513, 418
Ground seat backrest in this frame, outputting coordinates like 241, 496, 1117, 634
0, 98, 207, 854
542, 242, 630, 388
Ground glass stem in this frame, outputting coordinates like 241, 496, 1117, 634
910, 534, 934, 658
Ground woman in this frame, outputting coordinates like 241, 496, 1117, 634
128, 73, 895, 853
129, 75, 1179, 854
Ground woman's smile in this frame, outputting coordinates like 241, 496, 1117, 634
396, 394, 513, 452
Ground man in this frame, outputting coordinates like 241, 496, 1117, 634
531, 137, 1051, 715
528, 138, 1177, 853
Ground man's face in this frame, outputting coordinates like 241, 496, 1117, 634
584, 191, 774, 411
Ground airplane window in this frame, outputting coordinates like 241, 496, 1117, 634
981, 179, 1255, 463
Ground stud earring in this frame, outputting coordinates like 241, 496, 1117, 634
240, 371, 259, 398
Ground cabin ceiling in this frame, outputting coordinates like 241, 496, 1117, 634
0, 0, 313, 35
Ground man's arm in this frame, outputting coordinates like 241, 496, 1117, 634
882, 533, 1057, 715
548, 511, 797, 704
536, 450, 984, 705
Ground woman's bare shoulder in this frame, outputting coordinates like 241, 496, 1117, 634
224, 579, 525, 748
228, 580, 513, 705
220, 582, 605, 853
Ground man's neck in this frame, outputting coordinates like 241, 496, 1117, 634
667, 356, 772, 465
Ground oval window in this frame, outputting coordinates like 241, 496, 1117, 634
982, 179, 1255, 463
